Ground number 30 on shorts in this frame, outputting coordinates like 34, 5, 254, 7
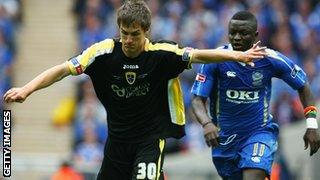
137, 162, 157, 179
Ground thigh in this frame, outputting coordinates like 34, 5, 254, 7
97, 138, 134, 180
212, 141, 242, 178
132, 139, 166, 180
242, 168, 266, 180
239, 131, 278, 176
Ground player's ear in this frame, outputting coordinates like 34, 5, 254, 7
255, 31, 258, 38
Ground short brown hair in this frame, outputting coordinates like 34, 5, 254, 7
117, 0, 151, 31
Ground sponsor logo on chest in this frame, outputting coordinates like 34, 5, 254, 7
123, 64, 139, 69
227, 90, 259, 100
226, 90, 259, 100
111, 83, 150, 98
225, 90, 260, 104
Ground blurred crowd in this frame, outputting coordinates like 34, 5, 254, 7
0, 0, 22, 144
67, 0, 320, 178
0, 0, 22, 111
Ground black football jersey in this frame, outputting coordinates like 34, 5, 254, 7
67, 38, 192, 142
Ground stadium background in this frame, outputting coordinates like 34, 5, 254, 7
0, 0, 319, 179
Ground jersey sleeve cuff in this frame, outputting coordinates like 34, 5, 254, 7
182, 47, 194, 69
187, 50, 194, 69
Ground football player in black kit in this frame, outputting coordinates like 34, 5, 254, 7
4, 0, 266, 179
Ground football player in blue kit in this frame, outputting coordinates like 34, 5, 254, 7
191, 11, 320, 180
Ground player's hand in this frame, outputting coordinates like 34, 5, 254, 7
203, 122, 220, 147
240, 41, 267, 67
303, 128, 320, 156
3, 87, 28, 103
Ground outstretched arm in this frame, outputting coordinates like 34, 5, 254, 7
191, 41, 266, 66
298, 83, 320, 156
3, 62, 71, 103
192, 95, 219, 147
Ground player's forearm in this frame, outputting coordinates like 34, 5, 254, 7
191, 95, 212, 126
191, 49, 243, 64
298, 83, 318, 130
22, 63, 71, 96
298, 84, 315, 109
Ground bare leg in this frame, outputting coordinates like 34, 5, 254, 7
243, 168, 267, 180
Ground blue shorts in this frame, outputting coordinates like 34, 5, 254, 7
212, 124, 278, 178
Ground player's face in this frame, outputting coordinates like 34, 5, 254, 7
120, 22, 147, 58
228, 19, 258, 51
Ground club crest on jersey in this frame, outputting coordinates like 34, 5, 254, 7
195, 73, 206, 82
252, 71, 263, 86
125, 72, 136, 85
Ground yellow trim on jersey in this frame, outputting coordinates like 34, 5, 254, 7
167, 78, 185, 125
156, 139, 165, 180
148, 42, 184, 55
67, 39, 114, 75
146, 40, 192, 69
67, 61, 78, 75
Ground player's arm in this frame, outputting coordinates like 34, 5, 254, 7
3, 39, 115, 103
191, 41, 266, 65
269, 50, 320, 156
191, 64, 220, 147
3, 62, 71, 103
298, 83, 320, 156
192, 95, 219, 147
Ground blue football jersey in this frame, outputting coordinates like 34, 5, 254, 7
191, 44, 307, 136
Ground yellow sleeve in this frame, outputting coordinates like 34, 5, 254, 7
67, 39, 115, 75
147, 41, 193, 69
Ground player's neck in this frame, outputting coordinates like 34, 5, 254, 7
123, 49, 143, 59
